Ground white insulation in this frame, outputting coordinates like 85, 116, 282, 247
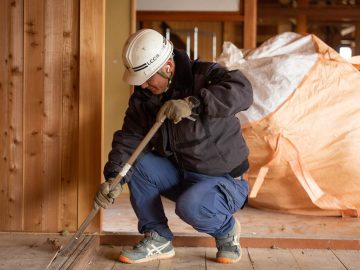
216, 32, 319, 124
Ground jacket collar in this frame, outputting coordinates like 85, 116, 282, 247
171, 48, 193, 91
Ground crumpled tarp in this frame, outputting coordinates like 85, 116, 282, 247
217, 32, 360, 217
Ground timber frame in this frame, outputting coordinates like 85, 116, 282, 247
137, 0, 258, 49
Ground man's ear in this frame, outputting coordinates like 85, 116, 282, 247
165, 60, 174, 74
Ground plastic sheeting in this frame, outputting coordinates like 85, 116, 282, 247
217, 33, 360, 217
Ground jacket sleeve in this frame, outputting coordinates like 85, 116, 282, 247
196, 65, 253, 118
103, 95, 150, 181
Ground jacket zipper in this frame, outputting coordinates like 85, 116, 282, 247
221, 183, 235, 204
173, 151, 179, 163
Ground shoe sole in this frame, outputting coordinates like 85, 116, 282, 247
216, 218, 242, 264
119, 249, 175, 264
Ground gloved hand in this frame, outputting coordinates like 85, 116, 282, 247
156, 96, 200, 124
93, 178, 122, 210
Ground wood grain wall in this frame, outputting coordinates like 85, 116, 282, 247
0, 0, 104, 232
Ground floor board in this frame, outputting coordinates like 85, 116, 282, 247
103, 195, 360, 250
247, 248, 301, 270
86, 245, 360, 270
0, 234, 78, 270
104, 195, 360, 238
290, 249, 347, 270
159, 247, 206, 270
84, 245, 122, 270
331, 249, 360, 270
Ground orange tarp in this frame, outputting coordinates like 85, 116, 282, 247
240, 35, 360, 217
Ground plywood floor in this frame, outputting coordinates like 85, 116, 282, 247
103, 194, 360, 239
0, 234, 97, 270
85, 245, 360, 270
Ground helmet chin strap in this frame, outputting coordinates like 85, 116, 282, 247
157, 69, 172, 92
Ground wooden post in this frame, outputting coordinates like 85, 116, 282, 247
297, 0, 308, 33
244, 0, 257, 49
356, 21, 360, 56
78, 0, 105, 232
131, 0, 136, 95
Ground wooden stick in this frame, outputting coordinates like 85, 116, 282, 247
56, 116, 165, 257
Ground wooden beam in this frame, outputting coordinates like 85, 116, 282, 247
244, 0, 257, 49
258, 7, 360, 21
137, 11, 244, 22
78, 0, 105, 232
297, 15, 307, 33
297, 0, 308, 33
131, 0, 136, 95
356, 21, 360, 56
131, 0, 136, 34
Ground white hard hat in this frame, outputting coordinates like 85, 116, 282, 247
122, 29, 174, 86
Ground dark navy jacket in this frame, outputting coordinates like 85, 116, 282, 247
104, 49, 253, 182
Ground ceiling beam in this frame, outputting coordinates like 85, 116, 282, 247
137, 11, 244, 22
258, 7, 360, 21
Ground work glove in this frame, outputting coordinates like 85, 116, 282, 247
93, 178, 122, 210
156, 96, 200, 124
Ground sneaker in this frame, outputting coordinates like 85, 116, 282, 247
215, 218, 242, 263
118, 231, 175, 264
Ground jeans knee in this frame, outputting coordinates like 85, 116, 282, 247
175, 192, 200, 225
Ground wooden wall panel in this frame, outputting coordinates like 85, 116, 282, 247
23, 0, 45, 231
0, 0, 10, 230
4, 0, 24, 231
61, 0, 80, 232
42, 0, 63, 231
24, 0, 64, 231
78, 0, 105, 232
0, 0, 104, 233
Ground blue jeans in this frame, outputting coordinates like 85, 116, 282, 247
127, 151, 249, 241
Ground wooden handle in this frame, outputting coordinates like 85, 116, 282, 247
57, 116, 166, 257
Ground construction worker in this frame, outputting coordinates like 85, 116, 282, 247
94, 29, 253, 264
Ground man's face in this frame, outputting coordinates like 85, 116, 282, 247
140, 71, 168, 95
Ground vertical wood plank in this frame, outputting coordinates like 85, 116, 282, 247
42, 0, 63, 232
79, 0, 105, 232
23, 0, 44, 231
5, 0, 24, 231
0, 0, 10, 230
243, 0, 257, 49
61, 0, 80, 232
